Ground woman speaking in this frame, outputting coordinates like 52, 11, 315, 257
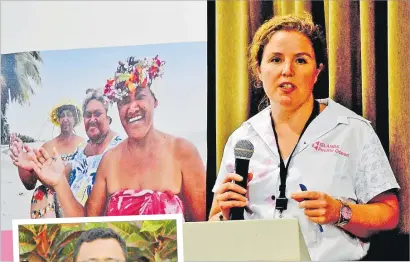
209, 12, 400, 261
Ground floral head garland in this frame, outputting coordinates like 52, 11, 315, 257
50, 100, 82, 127
103, 55, 165, 103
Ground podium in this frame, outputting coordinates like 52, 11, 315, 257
183, 218, 311, 261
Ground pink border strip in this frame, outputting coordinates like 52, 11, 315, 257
1, 230, 13, 261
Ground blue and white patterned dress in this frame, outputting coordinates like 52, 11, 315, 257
69, 135, 123, 206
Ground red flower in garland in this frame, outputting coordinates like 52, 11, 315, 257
149, 65, 159, 78
129, 73, 136, 83
33, 190, 45, 201
103, 55, 165, 103
141, 78, 148, 88
104, 79, 115, 95
103, 86, 111, 95
154, 55, 161, 66
105, 79, 115, 88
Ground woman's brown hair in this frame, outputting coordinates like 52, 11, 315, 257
248, 12, 327, 110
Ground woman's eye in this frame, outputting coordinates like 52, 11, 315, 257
119, 97, 130, 105
296, 58, 307, 64
136, 94, 145, 100
271, 57, 281, 63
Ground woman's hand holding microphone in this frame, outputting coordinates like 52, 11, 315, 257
214, 173, 253, 220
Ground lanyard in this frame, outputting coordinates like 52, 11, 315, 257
271, 100, 320, 215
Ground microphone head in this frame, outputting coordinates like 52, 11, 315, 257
234, 139, 254, 160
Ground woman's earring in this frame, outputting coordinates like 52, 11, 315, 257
253, 80, 263, 89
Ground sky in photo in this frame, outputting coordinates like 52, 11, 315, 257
5, 41, 208, 163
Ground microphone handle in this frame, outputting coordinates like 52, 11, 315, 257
229, 158, 250, 220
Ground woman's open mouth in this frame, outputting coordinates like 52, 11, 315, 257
128, 114, 145, 124
87, 126, 98, 132
279, 82, 296, 92
279, 82, 295, 89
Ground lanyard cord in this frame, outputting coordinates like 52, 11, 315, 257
271, 100, 320, 214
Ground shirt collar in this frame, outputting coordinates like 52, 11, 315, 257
246, 98, 353, 157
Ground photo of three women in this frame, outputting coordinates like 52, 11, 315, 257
9, 56, 206, 222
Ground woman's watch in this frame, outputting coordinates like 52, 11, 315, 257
334, 199, 352, 227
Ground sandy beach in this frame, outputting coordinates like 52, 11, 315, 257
0, 142, 44, 231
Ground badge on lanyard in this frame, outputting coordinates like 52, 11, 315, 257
271, 100, 320, 217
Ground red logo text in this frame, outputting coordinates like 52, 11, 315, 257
312, 141, 349, 157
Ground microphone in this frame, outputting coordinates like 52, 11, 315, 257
229, 139, 254, 220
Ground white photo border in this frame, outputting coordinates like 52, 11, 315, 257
12, 213, 184, 262
1, 1, 207, 54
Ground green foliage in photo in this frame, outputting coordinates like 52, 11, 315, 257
18, 219, 178, 262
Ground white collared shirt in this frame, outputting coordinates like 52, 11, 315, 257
213, 98, 400, 261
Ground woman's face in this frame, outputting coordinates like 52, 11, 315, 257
258, 30, 322, 109
117, 87, 157, 140
58, 109, 75, 133
83, 99, 110, 142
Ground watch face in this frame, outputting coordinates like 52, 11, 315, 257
342, 206, 352, 219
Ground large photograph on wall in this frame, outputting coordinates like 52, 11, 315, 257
1, 42, 207, 259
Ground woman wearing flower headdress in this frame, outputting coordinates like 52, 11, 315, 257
30, 56, 206, 222
9, 101, 85, 218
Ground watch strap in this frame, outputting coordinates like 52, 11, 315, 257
334, 199, 351, 227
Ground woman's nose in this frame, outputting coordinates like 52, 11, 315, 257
281, 62, 295, 77
89, 115, 98, 123
128, 100, 141, 114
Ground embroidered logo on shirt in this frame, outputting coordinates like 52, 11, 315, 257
312, 141, 349, 157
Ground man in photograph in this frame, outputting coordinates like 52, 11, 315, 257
73, 227, 127, 262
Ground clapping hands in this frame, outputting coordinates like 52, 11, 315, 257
9, 133, 37, 171
9, 133, 66, 189
30, 147, 66, 189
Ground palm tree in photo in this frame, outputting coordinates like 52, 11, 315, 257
1, 51, 43, 144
